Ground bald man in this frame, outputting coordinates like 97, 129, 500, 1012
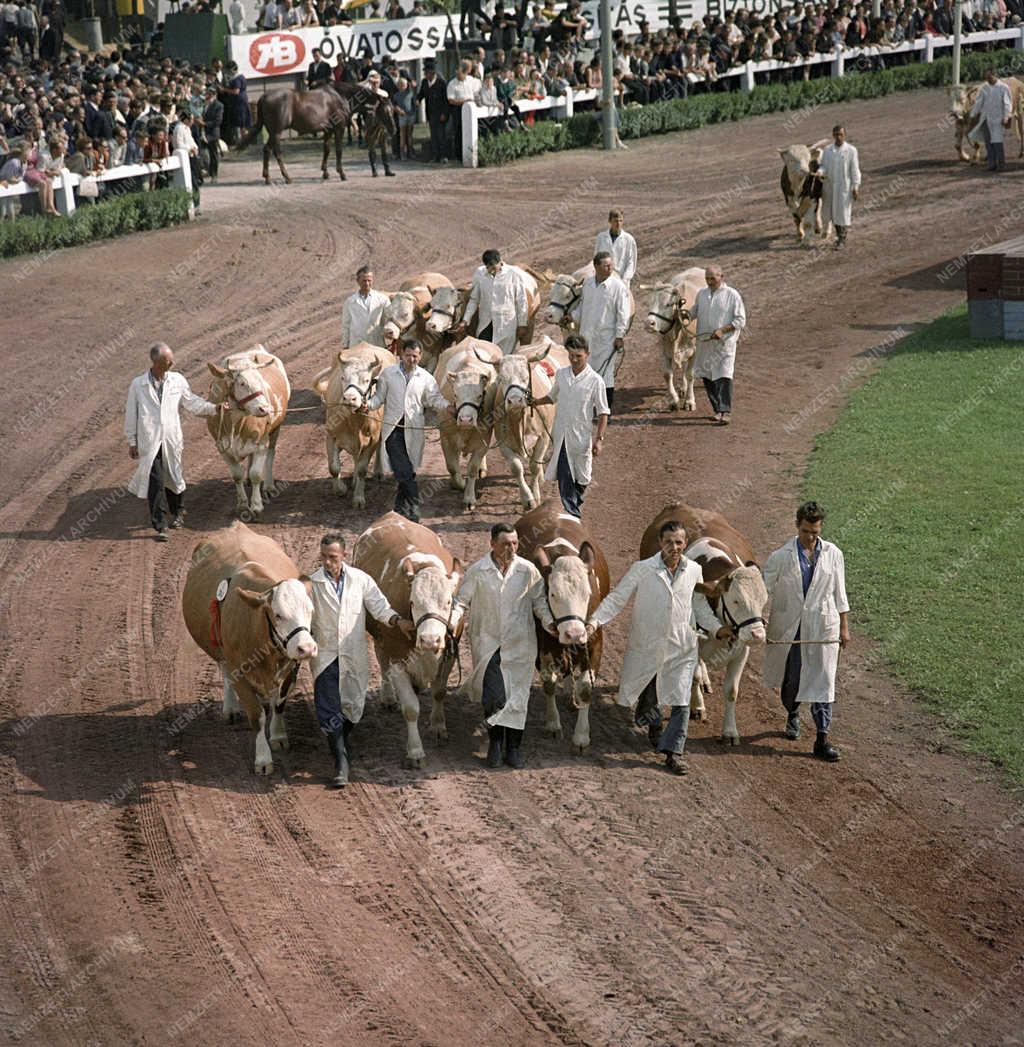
691, 266, 746, 425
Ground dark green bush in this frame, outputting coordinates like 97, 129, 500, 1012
0, 187, 192, 258
479, 47, 1024, 166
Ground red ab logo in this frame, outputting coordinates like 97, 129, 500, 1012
249, 33, 307, 74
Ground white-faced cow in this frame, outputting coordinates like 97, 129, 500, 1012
206, 346, 290, 519
778, 139, 829, 244
640, 504, 768, 746
643, 267, 704, 411
352, 513, 462, 768
494, 336, 570, 509
381, 271, 453, 367
541, 263, 593, 331
516, 501, 610, 752
312, 342, 393, 508
434, 337, 503, 509
424, 284, 471, 345
182, 521, 317, 775
952, 76, 1024, 164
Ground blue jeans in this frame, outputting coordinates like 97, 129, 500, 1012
781, 642, 833, 732
635, 676, 689, 755
556, 442, 586, 518
313, 658, 347, 735
386, 422, 419, 520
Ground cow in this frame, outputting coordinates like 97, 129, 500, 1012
778, 139, 829, 243
182, 521, 316, 775
351, 512, 463, 768
952, 76, 1024, 164
381, 271, 453, 367
643, 267, 704, 412
424, 284, 471, 344
493, 336, 570, 509
515, 501, 610, 752
434, 337, 503, 510
312, 342, 393, 508
639, 504, 768, 746
541, 263, 592, 331
206, 346, 289, 519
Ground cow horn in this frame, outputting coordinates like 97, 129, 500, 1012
579, 542, 596, 567
235, 587, 269, 608
208, 362, 228, 378
473, 347, 494, 364
534, 547, 550, 571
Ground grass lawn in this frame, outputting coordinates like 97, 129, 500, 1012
805, 306, 1024, 784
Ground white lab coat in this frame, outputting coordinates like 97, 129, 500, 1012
123, 371, 218, 498
543, 364, 609, 486
691, 283, 746, 381
594, 228, 638, 288
455, 554, 554, 730
969, 80, 1013, 145
309, 565, 398, 723
366, 362, 450, 470
570, 273, 631, 388
762, 538, 849, 704
341, 289, 390, 348
590, 553, 722, 708
462, 264, 532, 355
819, 141, 861, 228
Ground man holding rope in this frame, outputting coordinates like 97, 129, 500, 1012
571, 251, 631, 411
763, 501, 850, 762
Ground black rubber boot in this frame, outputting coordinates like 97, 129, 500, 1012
785, 712, 801, 740
486, 725, 505, 768
342, 718, 355, 761
665, 753, 687, 776
813, 731, 840, 762
326, 729, 350, 787
504, 728, 525, 769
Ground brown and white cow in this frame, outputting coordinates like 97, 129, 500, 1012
352, 512, 462, 768
778, 139, 829, 243
424, 284, 471, 345
643, 267, 704, 412
494, 336, 569, 509
640, 504, 767, 746
206, 346, 290, 518
312, 342, 393, 508
381, 271, 453, 367
953, 77, 1024, 164
182, 521, 316, 775
516, 501, 610, 752
434, 337, 503, 509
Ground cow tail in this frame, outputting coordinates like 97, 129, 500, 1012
236, 97, 264, 152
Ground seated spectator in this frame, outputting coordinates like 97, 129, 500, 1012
22, 129, 59, 215
0, 144, 25, 219
126, 129, 147, 164
110, 124, 128, 166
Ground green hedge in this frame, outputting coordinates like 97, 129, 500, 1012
0, 187, 192, 258
479, 47, 1024, 166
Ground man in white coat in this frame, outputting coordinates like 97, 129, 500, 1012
124, 343, 222, 542
310, 533, 414, 787
362, 339, 451, 522
691, 265, 746, 426
969, 68, 1013, 172
818, 124, 861, 249
341, 266, 390, 350
531, 334, 609, 518
763, 501, 850, 762
455, 522, 556, 769
459, 248, 531, 355
593, 207, 637, 289
570, 251, 631, 410
588, 520, 731, 776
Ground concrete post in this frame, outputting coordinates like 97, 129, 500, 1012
170, 149, 195, 218
54, 172, 76, 217
462, 102, 478, 167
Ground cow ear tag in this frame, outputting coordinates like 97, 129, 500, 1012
216, 579, 230, 603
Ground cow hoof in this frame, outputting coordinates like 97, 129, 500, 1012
265, 484, 279, 498
721, 734, 741, 747
353, 497, 366, 509
255, 760, 274, 776
574, 743, 589, 755
433, 728, 448, 744
547, 726, 562, 739
405, 755, 425, 770
666, 400, 679, 412
270, 737, 289, 751
339, 173, 347, 181
322, 171, 329, 180
690, 708, 708, 722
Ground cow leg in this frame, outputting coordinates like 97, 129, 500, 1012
682, 348, 696, 411
528, 431, 550, 508
792, 208, 804, 243
220, 663, 241, 723
326, 434, 347, 496
352, 446, 371, 509
571, 674, 592, 753
501, 447, 534, 508
389, 665, 426, 767
321, 131, 331, 180
464, 445, 487, 509
248, 446, 269, 518
429, 670, 448, 744
255, 706, 274, 775
264, 428, 281, 497
441, 437, 466, 491
664, 340, 680, 411
690, 657, 710, 721
379, 667, 398, 710
540, 656, 562, 738
269, 698, 289, 750
813, 199, 822, 236
224, 454, 249, 516
720, 645, 749, 746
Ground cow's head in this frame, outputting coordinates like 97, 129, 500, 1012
535, 541, 598, 646
338, 353, 384, 409
543, 273, 583, 326
209, 348, 278, 417
497, 341, 552, 411
451, 365, 493, 428
404, 556, 463, 653
646, 284, 683, 334
698, 564, 768, 646
382, 291, 418, 343
237, 578, 317, 661
425, 285, 465, 335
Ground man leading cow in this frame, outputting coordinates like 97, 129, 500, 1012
691, 264, 746, 426
571, 251, 631, 410
593, 208, 637, 290
458, 248, 532, 355
817, 123, 861, 249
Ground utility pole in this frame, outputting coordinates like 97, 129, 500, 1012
600, 0, 615, 150
952, 0, 963, 86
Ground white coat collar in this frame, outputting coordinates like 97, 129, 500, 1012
643, 551, 690, 586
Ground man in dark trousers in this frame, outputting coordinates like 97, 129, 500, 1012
416, 59, 448, 163
306, 47, 332, 87
201, 86, 223, 181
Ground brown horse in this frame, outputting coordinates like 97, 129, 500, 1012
238, 82, 395, 184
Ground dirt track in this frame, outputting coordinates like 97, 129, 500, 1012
1, 87, 1023, 1046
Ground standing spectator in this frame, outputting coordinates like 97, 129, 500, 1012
258, 0, 281, 29
593, 207, 637, 289
202, 86, 223, 181
15, 0, 37, 60
393, 76, 415, 159
93, 91, 118, 153
228, 0, 246, 33
299, 0, 319, 24
445, 59, 480, 162
109, 125, 128, 166
818, 123, 861, 246
570, 251, 631, 409
341, 265, 390, 349
218, 61, 252, 145
691, 264, 745, 425
307, 47, 332, 88
416, 59, 448, 163
124, 343, 221, 542
969, 68, 1013, 172
171, 109, 202, 205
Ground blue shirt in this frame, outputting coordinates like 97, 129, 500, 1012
328, 567, 345, 601
796, 537, 821, 597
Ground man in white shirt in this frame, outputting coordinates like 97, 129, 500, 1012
310, 532, 413, 787
969, 68, 1013, 172
570, 251, 631, 410
445, 59, 481, 161
362, 339, 452, 522
228, 0, 246, 33
455, 522, 556, 769
458, 248, 531, 354
691, 264, 746, 426
531, 334, 609, 518
588, 519, 731, 776
341, 266, 390, 349
593, 207, 637, 289
817, 123, 861, 248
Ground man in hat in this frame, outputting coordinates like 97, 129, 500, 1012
416, 58, 448, 163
